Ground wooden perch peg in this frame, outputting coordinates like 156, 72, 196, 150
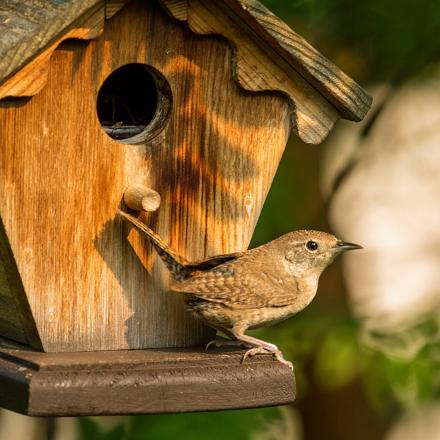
123, 184, 161, 212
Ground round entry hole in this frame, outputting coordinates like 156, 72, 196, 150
96, 63, 172, 143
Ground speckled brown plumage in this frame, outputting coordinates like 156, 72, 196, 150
119, 210, 362, 368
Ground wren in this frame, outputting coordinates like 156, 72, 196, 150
118, 210, 362, 369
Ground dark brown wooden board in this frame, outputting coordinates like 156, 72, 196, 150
0, 339, 295, 416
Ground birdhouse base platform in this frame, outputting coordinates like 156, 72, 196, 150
0, 338, 295, 416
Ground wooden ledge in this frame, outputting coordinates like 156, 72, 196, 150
0, 340, 295, 416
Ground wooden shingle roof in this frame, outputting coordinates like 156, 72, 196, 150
0, 0, 103, 84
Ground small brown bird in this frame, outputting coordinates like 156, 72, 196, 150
118, 210, 362, 369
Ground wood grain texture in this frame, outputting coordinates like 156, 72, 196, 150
0, 339, 295, 416
159, 0, 372, 143
0, 0, 290, 351
0, 220, 41, 348
0, 262, 25, 344
161, 0, 188, 21
0, 260, 25, 344
0, 0, 104, 84
0, 3, 105, 99
123, 184, 161, 212
105, 0, 129, 19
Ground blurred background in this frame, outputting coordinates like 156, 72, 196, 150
1, 0, 440, 438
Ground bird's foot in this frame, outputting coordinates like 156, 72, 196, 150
205, 339, 253, 351
273, 351, 294, 370
241, 346, 293, 371
241, 346, 271, 363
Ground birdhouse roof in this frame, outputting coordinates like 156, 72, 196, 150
0, 0, 106, 84
0, 0, 371, 143
162, 0, 371, 122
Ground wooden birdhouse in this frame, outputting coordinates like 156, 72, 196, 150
0, 0, 371, 416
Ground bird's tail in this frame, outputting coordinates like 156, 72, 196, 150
117, 209, 190, 280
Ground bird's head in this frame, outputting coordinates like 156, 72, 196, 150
279, 230, 362, 277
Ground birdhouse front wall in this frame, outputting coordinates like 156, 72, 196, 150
0, 0, 290, 352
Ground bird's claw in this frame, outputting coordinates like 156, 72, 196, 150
241, 346, 270, 363
206, 339, 293, 371
205, 339, 252, 351
241, 346, 293, 371
273, 351, 294, 370
205, 340, 219, 351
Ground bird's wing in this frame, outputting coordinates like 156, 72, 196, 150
185, 252, 245, 270
171, 262, 299, 309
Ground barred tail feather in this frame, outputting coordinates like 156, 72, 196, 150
117, 209, 189, 280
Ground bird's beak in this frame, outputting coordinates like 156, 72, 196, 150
334, 240, 363, 252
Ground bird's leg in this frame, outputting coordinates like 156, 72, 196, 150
242, 346, 293, 370
205, 326, 253, 351
231, 328, 293, 370
232, 333, 279, 352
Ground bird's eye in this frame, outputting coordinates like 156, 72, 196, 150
306, 240, 318, 251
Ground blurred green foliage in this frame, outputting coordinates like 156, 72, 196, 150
80, 408, 282, 440
250, 140, 324, 247
125, 409, 279, 440
252, 306, 361, 398
362, 317, 440, 413
262, 0, 440, 85
255, 306, 440, 414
